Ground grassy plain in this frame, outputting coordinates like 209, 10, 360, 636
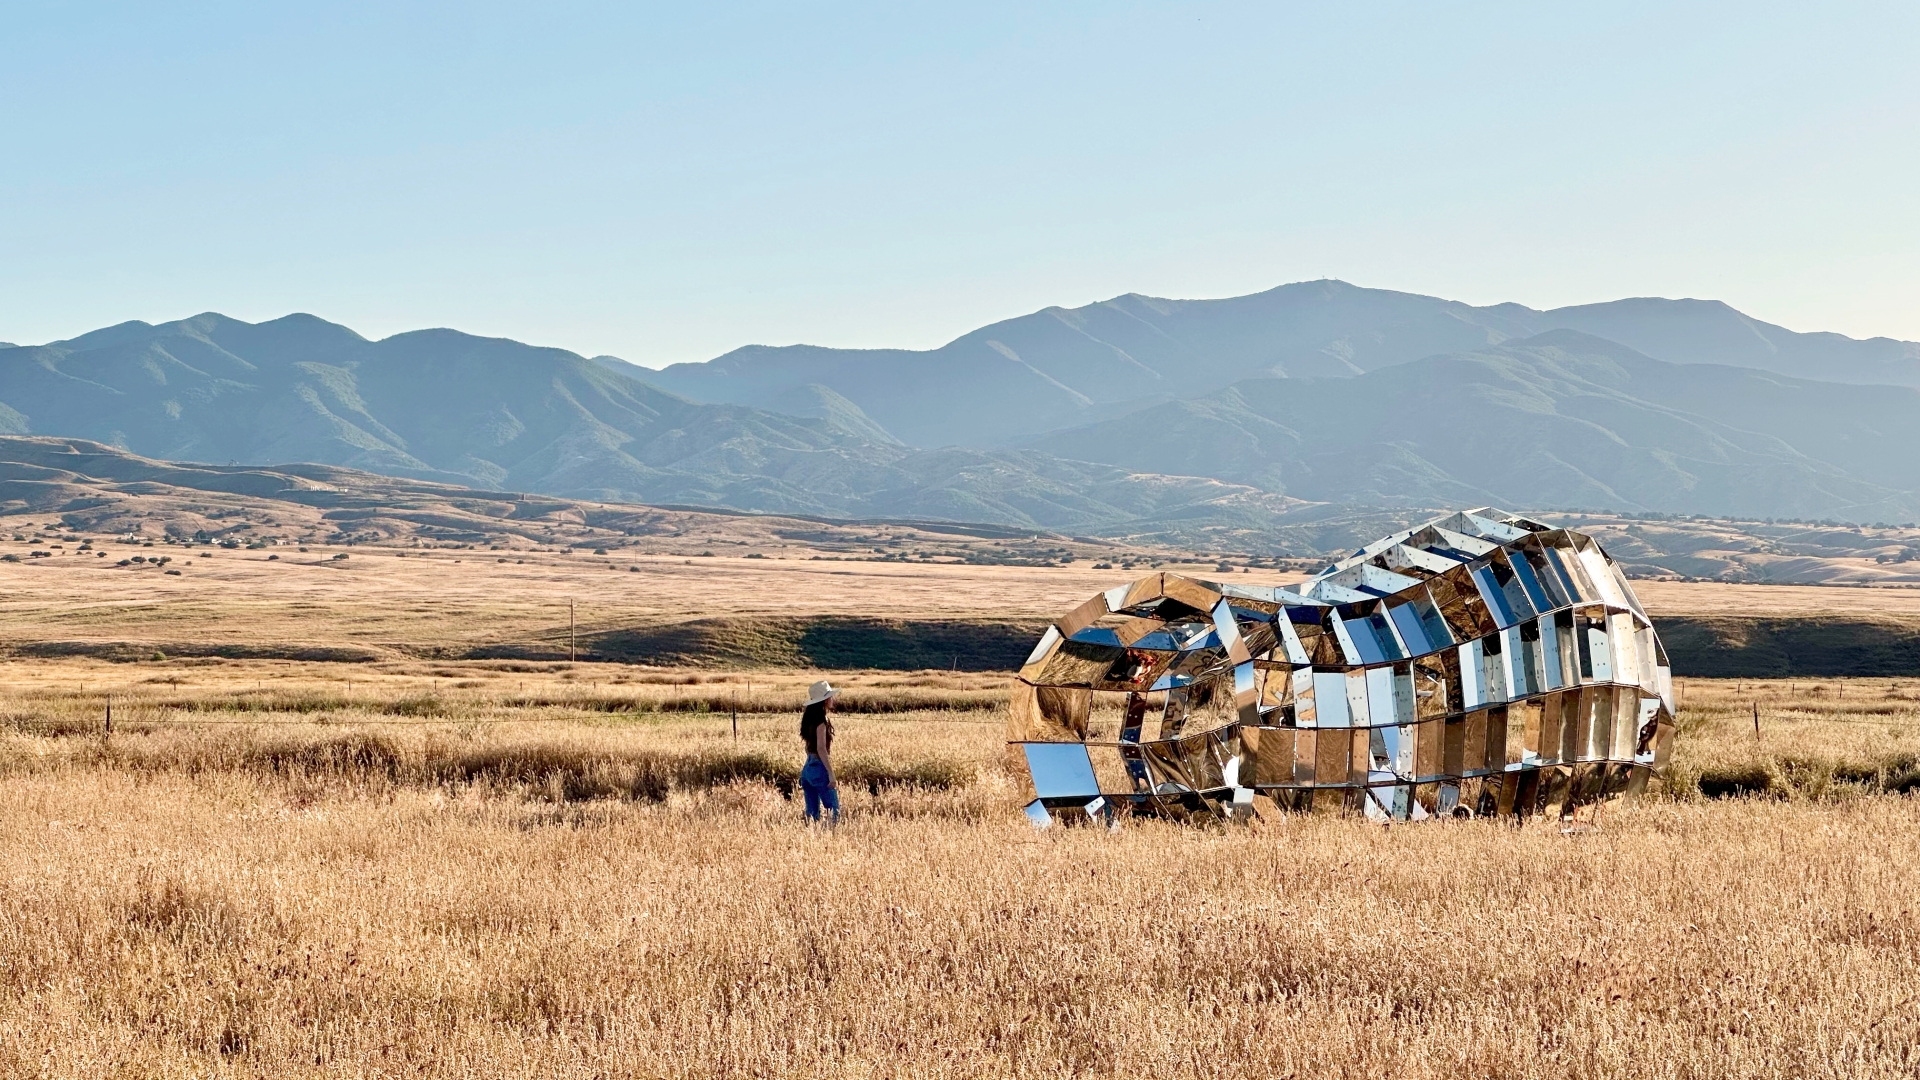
0, 539, 1211, 658
4, 529, 1918, 662
0, 536, 1916, 1076
0, 659, 1917, 1078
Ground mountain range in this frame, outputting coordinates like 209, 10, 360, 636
4, 280, 1919, 548
638, 279, 1920, 448
1027, 329, 1920, 522
0, 312, 1299, 537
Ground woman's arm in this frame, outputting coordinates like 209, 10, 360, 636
819, 722, 835, 787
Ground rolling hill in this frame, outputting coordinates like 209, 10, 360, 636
5, 433, 1920, 587
0, 433, 1120, 558
1026, 330, 1920, 522
0, 312, 906, 501
0, 320, 1323, 533
638, 279, 1920, 448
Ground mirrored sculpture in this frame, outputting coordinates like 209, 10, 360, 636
1010, 509, 1676, 826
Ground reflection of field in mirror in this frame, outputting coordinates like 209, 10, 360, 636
2, 661, 1917, 1077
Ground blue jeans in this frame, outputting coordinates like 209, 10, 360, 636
801, 757, 839, 823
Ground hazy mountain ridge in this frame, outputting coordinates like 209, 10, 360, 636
1026, 330, 1920, 521
0, 313, 1321, 533
638, 280, 1920, 449
10, 285, 1920, 534
0, 312, 931, 485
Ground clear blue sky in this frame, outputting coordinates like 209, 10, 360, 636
2, 1, 1915, 364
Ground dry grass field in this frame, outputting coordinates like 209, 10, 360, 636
4, 524, 1917, 663
0, 510, 1916, 1076
0, 533, 1226, 659
1, 656, 1917, 1078
1628, 579, 1920, 618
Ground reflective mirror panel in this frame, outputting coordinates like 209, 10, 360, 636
1538, 617, 1565, 689
1313, 671, 1353, 728
1470, 562, 1521, 628
1336, 610, 1388, 665
1488, 550, 1539, 624
1546, 543, 1596, 603
1514, 540, 1571, 610
1365, 611, 1407, 661
1023, 742, 1101, 799
1387, 600, 1432, 656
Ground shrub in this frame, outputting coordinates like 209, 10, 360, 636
243, 732, 406, 780
387, 695, 452, 718
1696, 763, 1780, 799
426, 746, 803, 803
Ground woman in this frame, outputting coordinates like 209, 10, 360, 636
799, 680, 839, 825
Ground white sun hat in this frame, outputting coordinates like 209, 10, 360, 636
805, 680, 839, 706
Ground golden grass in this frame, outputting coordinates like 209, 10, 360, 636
1669, 676, 1920, 800
1629, 578, 1920, 617
10, 537, 1916, 665
0, 540, 1244, 660
1, 665, 1917, 1077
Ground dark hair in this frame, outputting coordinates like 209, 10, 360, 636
801, 700, 830, 755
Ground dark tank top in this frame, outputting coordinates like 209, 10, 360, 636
801, 703, 832, 759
